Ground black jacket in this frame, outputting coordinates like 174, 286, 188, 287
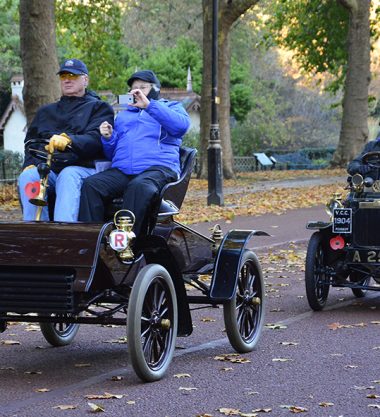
23, 90, 114, 172
347, 139, 380, 178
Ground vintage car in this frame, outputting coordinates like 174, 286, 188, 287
305, 151, 380, 311
0, 140, 267, 382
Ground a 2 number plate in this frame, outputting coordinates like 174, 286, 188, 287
333, 208, 352, 234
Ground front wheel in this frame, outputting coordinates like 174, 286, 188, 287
127, 264, 178, 382
223, 251, 265, 353
305, 232, 330, 311
39, 315, 80, 346
350, 274, 371, 298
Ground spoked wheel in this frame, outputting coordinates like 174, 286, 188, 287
127, 264, 178, 382
350, 274, 371, 298
223, 251, 265, 353
39, 315, 80, 347
305, 232, 330, 311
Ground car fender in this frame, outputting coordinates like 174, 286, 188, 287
209, 229, 268, 301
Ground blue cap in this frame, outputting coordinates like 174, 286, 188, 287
57, 59, 88, 75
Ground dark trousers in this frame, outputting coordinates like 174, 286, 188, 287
79, 166, 177, 236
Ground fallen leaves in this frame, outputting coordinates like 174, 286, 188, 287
328, 322, 367, 330
85, 392, 123, 400
88, 402, 105, 413
279, 341, 299, 346
35, 388, 50, 393
53, 404, 77, 410
265, 323, 287, 330
179, 386, 198, 392
178, 179, 345, 224
1, 340, 20, 345
214, 353, 251, 363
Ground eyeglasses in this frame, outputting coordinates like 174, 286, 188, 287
131, 83, 152, 90
59, 73, 82, 81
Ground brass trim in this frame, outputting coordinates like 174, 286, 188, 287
359, 200, 380, 208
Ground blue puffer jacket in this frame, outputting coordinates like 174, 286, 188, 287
102, 99, 190, 177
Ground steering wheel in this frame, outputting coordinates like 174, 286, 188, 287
25, 138, 75, 165
361, 151, 380, 169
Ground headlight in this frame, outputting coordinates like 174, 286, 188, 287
351, 173, 364, 190
325, 193, 343, 217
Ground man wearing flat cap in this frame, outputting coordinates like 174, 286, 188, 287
79, 69, 190, 237
18, 58, 114, 221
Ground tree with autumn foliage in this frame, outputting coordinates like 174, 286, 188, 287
264, 0, 379, 167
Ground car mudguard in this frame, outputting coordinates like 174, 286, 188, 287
209, 229, 268, 301
306, 220, 332, 230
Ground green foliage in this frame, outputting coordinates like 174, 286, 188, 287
56, 0, 131, 94
231, 76, 293, 156
230, 58, 254, 122
262, 0, 348, 82
129, 37, 202, 92
261, 1, 380, 92
182, 130, 200, 150
0, 0, 21, 91
0, 149, 23, 178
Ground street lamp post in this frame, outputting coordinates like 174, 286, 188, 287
207, 0, 224, 206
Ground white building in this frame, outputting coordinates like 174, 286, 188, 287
0, 75, 26, 155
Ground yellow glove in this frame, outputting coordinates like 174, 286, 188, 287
45, 133, 72, 153
23, 164, 35, 172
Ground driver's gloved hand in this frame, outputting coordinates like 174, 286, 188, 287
45, 133, 72, 153
357, 165, 372, 176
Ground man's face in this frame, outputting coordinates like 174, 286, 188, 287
59, 72, 88, 97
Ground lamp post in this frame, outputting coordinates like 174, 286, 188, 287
207, 0, 224, 206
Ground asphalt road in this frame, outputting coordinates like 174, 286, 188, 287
1, 205, 380, 417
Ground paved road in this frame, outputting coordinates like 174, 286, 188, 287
1, 205, 380, 417
191, 205, 326, 249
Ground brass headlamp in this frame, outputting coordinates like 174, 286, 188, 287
109, 210, 136, 261
325, 192, 343, 218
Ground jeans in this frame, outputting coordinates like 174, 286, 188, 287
18, 165, 96, 221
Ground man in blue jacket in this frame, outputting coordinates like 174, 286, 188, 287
79, 69, 191, 236
18, 58, 114, 221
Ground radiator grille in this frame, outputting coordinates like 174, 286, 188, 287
353, 208, 380, 246
0, 267, 75, 314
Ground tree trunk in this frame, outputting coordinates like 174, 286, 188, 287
199, 0, 259, 179
19, 0, 60, 125
218, 23, 234, 178
332, 0, 371, 166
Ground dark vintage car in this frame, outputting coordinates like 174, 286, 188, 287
0, 141, 267, 382
305, 151, 380, 311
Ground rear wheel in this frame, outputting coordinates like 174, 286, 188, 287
223, 251, 265, 353
127, 264, 178, 382
305, 232, 330, 311
39, 315, 80, 347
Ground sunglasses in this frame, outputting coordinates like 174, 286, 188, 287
59, 73, 82, 80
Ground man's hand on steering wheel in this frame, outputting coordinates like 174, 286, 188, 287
45, 133, 72, 153
361, 151, 380, 170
